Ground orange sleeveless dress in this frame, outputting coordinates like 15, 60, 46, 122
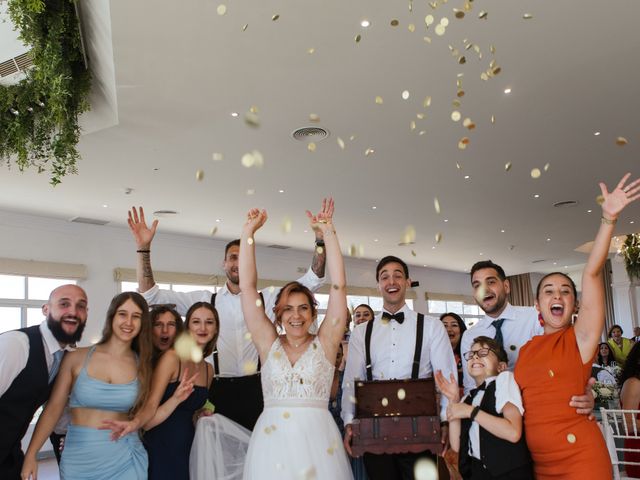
514, 326, 611, 479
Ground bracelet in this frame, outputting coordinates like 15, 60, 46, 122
601, 216, 617, 225
136, 249, 150, 253
470, 406, 481, 422
315, 240, 325, 247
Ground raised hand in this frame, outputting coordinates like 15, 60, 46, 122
306, 197, 335, 236
243, 208, 268, 235
172, 368, 198, 403
127, 206, 159, 249
600, 173, 640, 221
435, 370, 460, 402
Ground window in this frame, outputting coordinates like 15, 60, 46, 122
313, 294, 413, 330
427, 299, 483, 328
120, 281, 219, 295
0, 274, 77, 334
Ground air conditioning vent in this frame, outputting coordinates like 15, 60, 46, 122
0, 52, 33, 78
69, 216, 109, 226
531, 259, 548, 264
153, 210, 178, 217
553, 200, 578, 208
291, 127, 329, 142
267, 244, 290, 250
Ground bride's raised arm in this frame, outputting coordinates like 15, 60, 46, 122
314, 198, 348, 360
239, 209, 278, 361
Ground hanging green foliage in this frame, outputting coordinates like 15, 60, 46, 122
621, 233, 640, 283
0, 0, 91, 185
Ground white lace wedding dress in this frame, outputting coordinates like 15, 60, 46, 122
243, 336, 353, 480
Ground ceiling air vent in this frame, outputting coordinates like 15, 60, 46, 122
69, 216, 109, 226
291, 127, 329, 142
267, 244, 290, 250
553, 200, 578, 208
531, 259, 548, 264
153, 210, 178, 217
0, 52, 33, 78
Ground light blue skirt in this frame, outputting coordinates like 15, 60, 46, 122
60, 424, 148, 480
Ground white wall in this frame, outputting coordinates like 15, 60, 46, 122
1, 209, 474, 344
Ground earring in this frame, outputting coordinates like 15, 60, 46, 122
538, 313, 545, 326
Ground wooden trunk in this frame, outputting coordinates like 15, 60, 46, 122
351, 378, 442, 457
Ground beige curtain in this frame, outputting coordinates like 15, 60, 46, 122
507, 273, 535, 306
603, 259, 616, 338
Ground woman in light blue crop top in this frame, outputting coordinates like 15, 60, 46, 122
22, 292, 154, 480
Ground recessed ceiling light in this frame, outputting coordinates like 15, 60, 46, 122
102, 204, 108, 208
374, 238, 379, 242
546, 238, 551, 242
464, 175, 470, 179
564, 265, 568, 269
231, 112, 239, 117
423, 264, 427, 267
479, 253, 484, 256
594, 131, 601, 136
504, 88, 512, 94
631, 221, 635, 224
534, 194, 540, 198
553, 262, 557, 265
444, 219, 449, 223
361, 19, 371, 27
371, 206, 377, 210
278, 189, 285, 193
500, 229, 505, 233
153, 210, 178, 217
432, 246, 436, 249
304, 229, 308, 233
587, 209, 592, 213
215, 218, 222, 223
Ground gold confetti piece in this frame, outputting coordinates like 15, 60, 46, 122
452, 99, 461, 108
548, 369, 554, 377
423, 96, 432, 108
241, 153, 255, 168
216, 4, 227, 16
435, 24, 446, 35
196, 169, 204, 181
401, 225, 417, 244
316, 246, 324, 255
454, 9, 465, 19
249, 105, 259, 114
492, 66, 502, 75
425, 15, 434, 26
456, 162, 462, 170
505, 162, 512, 171
281, 216, 292, 233
308, 142, 316, 152
174, 333, 199, 361
349, 135, 356, 141
309, 113, 320, 122
244, 112, 260, 128
596, 195, 605, 205
191, 348, 203, 363
434, 197, 441, 214
243, 360, 258, 374
616, 136, 628, 146
327, 447, 334, 455
451, 111, 461, 122
458, 56, 466, 64
307, 47, 315, 54
375, 96, 384, 105
417, 113, 425, 119
424, 36, 432, 43
523, 13, 533, 19
210, 227, 218, 236
478, 10, 488, 19
252, 150, 264, 168
402, 90, 410, 100
272, 14, 280, 21
480, 72, 489, 81
244, 332, 252, 341
283, 411, 291, 419
212, 152, 223, 161
397, 388, 406, 400
544, 163, 550, 171
408, 23, 416, 32
458, 139, 467, 150
337, 137, 345, 150
530, 168, 541, 179
440, 17, 449, 26
247, 237, 254, 245
463, 118, 476, 130
419, 130, 426, 136
355, 34, 361, 43
435, 232, 443, 244
567, 433, 576, 444
255, 298, 263, 308
365, 148, 375, 156
491, 115, 495, 124
411, 250, 417, 257
390, 19, 399, 26
349, 244, 357, 257
242, 24, 248, 31
381, 397, 389, 407
358, 244, 365, 257
273, 351, 282, 359
457, 89, 465, 97
414, 458, 438, 480
264, 427, 272, 434
410, 120, 416, 131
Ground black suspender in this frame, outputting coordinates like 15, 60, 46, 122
210, 290, 265, 376
364, 312, 425, 381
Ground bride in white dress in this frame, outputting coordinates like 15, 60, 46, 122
239, 199, 353, 480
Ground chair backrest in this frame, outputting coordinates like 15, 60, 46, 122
600, 407, 640, 480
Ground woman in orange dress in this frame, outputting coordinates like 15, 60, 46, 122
515, 173, 640, 479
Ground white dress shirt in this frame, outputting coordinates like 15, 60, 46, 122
464, 372, 524, 460
341, 304, 457, 425
460, 303, 542, 394
0, 321, 69, 397
140, 268, 324, 377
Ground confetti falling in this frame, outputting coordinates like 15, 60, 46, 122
243, 360, 258, 374
414, 458, 438, 480
308, 142, 317, 152
337, 137, 345, 149
402, 225, 417, 244
216, 4, 227, 16
309, 113, 320, 122
451, 111, 461, 122
210, 227, 218, 236
596, 195, 605, 205
375, 96, 384, 105
434, 197, 441, 214
616, 137, 628, 146
195, 169, 204, 181
174, 333, 199, 361
523, 13, 533, 19
365, 148, 375, 156
255, 298, 263, 307
435, 232, 443, 244
272, 14, 280, 21
505, 162, 512, 172
281, 216, 293, 233
212, 152, 223, 161
530, 168, 541, 179
355, 34, 362, 43
402, 90, 410, 100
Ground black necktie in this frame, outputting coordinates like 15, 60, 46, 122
382, 312, 405, 324
491, 318, 505, 349
468, 381, 487, 401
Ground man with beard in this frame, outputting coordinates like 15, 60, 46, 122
460, 260, 593, 412
0, 284, 88, 479
127, 204, 328, 430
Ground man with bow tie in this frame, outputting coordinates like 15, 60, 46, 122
341, 256, 457, 480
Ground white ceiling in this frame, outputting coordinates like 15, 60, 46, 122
0, 0, 638, 275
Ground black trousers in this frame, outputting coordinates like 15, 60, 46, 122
0, 443, 23, 480
363, 450, 449, 480
49, 432, 65, 464
469, 458, 534, 480
208, 373, 263, 431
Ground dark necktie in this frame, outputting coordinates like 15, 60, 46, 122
381, 312, 405, 324
491, 318, 505, 349
468, 381, 487, 401
49, 350, 64, 383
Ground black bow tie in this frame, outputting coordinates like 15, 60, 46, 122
382, 312, 405, 324
469, 381, 487, 399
